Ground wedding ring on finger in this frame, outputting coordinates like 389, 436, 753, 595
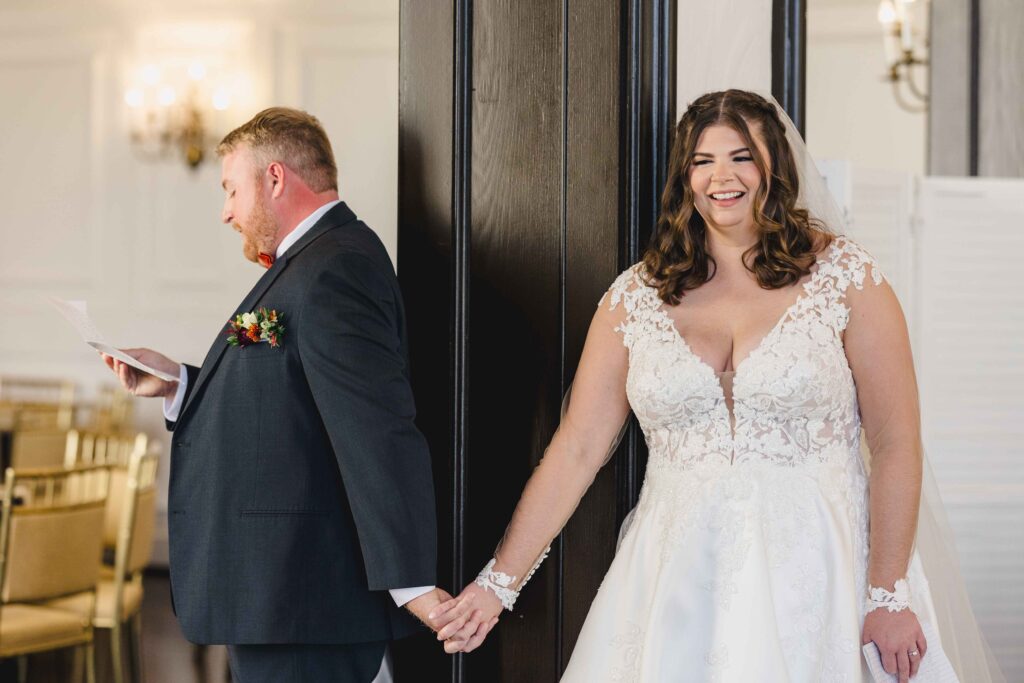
909, 649, 920, 657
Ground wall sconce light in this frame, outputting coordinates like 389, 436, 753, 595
877, 0, 929, 113
124, 60, 232, 170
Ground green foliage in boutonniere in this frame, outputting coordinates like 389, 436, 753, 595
226, 308, 285, 348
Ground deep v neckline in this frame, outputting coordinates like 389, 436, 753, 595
655, 242, 833, 381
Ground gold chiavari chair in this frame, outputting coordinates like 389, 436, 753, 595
10, 429, 81, 470
0, 464, 110, 683
59, 433, 155, 683
68, 431, 146, 469
0, 378, 75, 431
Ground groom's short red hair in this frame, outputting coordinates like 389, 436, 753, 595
217, 107, 338, 193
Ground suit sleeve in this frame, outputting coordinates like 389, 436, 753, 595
297, 252, 437, 591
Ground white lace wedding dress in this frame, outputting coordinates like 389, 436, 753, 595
561, 237, 940, 683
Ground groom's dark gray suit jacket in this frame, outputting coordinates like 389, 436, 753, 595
165, 202, 437, 645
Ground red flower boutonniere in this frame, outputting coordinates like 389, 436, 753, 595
226, 308, 285, 348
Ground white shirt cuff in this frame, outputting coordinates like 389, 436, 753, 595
389, 585, 435, 608
162, 364, 188, 422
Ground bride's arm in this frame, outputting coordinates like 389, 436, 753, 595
844, 273, 927, 682
432, 294, 633, 652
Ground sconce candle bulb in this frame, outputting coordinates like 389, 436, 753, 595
125, 60, 232, 170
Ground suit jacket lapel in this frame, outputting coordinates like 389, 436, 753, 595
177, 202, 358, 424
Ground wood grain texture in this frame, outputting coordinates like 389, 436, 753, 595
466, 1, 564, 680
393, 1, 455, 680
397, 1, 679, 679
560, 0, 625, 669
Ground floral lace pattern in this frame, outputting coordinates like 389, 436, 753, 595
606, 236, 884, 473
597, 237, 884, 681
609, 621, 644, 682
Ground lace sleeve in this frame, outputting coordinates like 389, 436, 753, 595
819, 237, 889, 334
598, 263, 657, 349
474, 269, 635, 610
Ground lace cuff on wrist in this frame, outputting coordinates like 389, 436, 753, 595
865, 578, 911, 613
474, 546, 550, 612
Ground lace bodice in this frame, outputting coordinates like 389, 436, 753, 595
604, 237, 885, 473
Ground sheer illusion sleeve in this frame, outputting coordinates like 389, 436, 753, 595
841, 241, 1005, 681
840, 244, 923, 592
475, 268, 641, 608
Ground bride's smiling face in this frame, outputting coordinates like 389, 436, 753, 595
689, 122, 769, 235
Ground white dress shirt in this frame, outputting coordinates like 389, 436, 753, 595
163, 200, 434, 614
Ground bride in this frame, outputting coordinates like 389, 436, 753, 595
430, 90, 1001, 682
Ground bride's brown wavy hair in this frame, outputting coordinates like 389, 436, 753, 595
642, 89, 831, 305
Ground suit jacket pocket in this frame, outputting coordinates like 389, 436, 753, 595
248, 441, 336, 514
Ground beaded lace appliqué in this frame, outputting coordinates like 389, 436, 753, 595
865, 578, 912, 613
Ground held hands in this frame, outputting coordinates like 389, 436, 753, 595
430, 583, 503, 654
862, 608, 928, 682
404, 587, 498, 653
100, 348, 180, 398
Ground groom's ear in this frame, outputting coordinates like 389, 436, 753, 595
267, 161, 287, 199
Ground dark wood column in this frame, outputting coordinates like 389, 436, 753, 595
772, 0, 807, 133
395, 1, 672, 680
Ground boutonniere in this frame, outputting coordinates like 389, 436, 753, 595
226, 308, 285, 348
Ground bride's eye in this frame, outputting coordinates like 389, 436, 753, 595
692, 159, 711, 166
733, 155, 753, 163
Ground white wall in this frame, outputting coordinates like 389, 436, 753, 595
0, 0, 398, 563
676, 0, 772, 115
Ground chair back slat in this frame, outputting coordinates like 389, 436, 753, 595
0, 378, 75, 430
0, 465, 110, 604
3, 505, 106, 602
10, 429, 78, 469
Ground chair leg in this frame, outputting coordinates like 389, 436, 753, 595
129, 612, 145, 683
85, 641, 97, 683
111, 622, 124, 683
16, 655, 27, 683
73, 644, 85, 683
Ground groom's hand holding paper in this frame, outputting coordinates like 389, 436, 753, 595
101, 348, 181, 398
49, 296, 180, 386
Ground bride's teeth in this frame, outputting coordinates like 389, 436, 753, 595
712, 191, 742, 200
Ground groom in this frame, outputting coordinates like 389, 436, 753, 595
102, 108, 472, 682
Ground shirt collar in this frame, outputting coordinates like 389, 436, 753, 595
275, 199, 342, 259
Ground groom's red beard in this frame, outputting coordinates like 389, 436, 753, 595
238, 192, 279, 264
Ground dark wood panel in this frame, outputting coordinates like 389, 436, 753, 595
559, 0, 625, 668
393, 1, 456, 681
465, 2, 564, 680
397, 1, 688, 680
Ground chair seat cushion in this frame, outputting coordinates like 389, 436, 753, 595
0, 604, 91, 657
96, 578, 143, 624
46, 579, 143, 626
